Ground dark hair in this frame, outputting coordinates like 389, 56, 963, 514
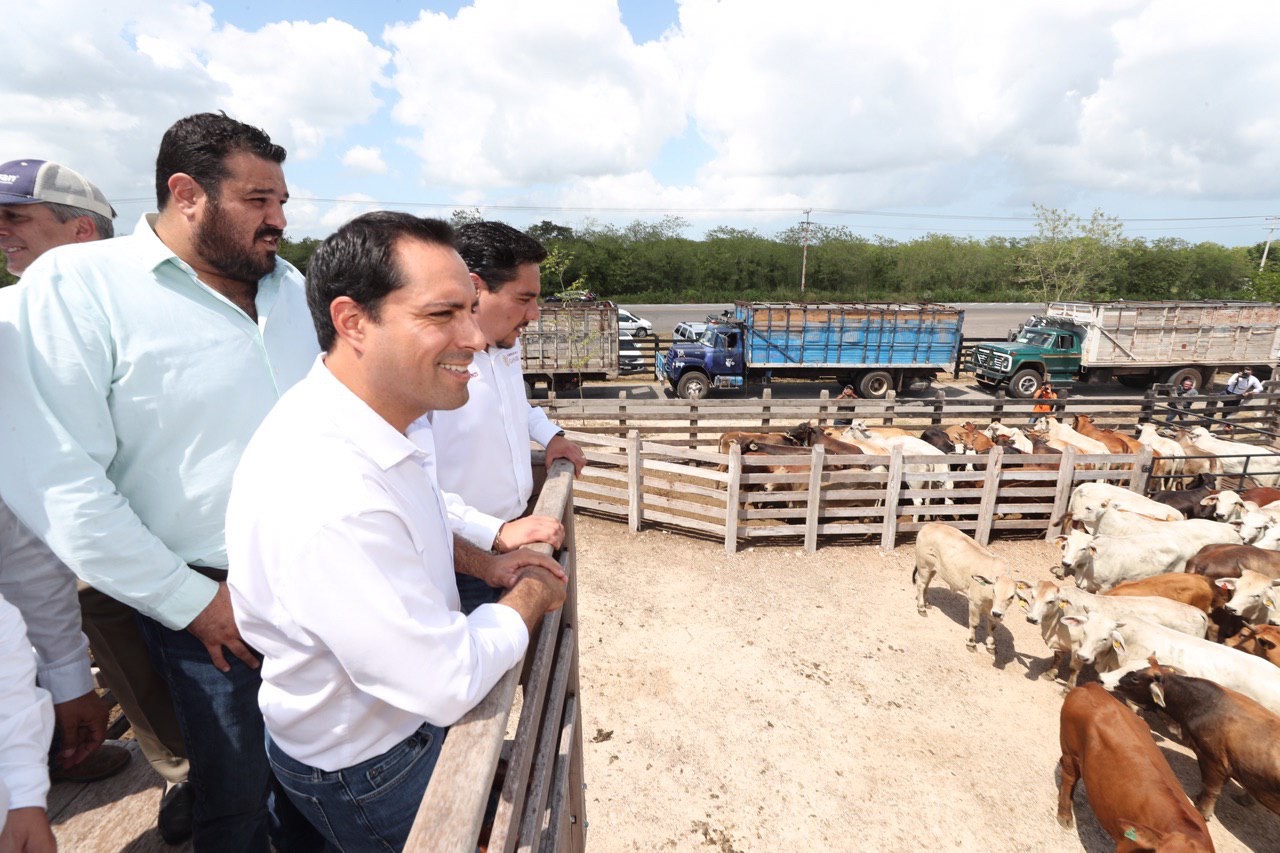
306, 212, 455, 352
155, 112, 286, 209
454, 221, 547, 291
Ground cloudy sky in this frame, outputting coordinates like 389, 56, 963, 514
5, 0, 1278, 245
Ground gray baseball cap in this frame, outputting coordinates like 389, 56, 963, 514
0, 159, 115, 219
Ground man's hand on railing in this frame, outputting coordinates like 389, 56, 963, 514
499, 565, 568, 636
545, 434, 587, 476
467, 547, 567, 591
494, 515, 565, 552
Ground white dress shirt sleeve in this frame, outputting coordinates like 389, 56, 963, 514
0, 273, 216, 629
527, 404, 562, 449
0, 503, 93, 703
441, 490, 505, 551
0, 593, 55, 819
279, 510, 529, 727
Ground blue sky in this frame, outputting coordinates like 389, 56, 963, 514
5, 1, 1279, 246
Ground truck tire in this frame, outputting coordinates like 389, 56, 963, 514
1164, 366, 1204, 390
676, 371, 710, 401
858, 370, 894, 399
1008, 368, 1042, 399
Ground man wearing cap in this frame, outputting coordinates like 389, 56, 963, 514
1220, 366, 1264, 430
0, 158, 195, 839
0, 114, 322, 851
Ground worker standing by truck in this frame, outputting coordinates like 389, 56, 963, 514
1219, 366, 1264, 430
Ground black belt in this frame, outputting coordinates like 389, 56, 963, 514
188, 564, 229, 582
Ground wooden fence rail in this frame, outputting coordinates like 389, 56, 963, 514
408, 458, 586, 853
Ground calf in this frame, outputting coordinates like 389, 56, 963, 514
1184, 542, 1280, 581
1148, 480, 1218, 520
1113, 660, 1280, 821
1225, 624, 1280, 667
1056, 683, 1213, 851
912, 522, 1016, 655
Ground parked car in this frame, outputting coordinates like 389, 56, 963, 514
672, 321, 709, 343
544, 289, 596, 302
617, 307, 653, 338
619, 330, 646, 374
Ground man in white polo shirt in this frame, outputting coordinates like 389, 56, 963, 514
431, 221, 586, 613
227, 212, 566, 851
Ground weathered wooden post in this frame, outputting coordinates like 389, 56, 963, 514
931, 388, 945, 426
1128, 445, 1154, 494
626, 429, 642, 532
880, 446, 905, 551
618, 389, 629, 433
882, 390, 896, 426
724, 442, 742, 555
761, 386, 772, 428
803, 444, 825, 554
817, 388, 831, 428
992, 389, 1006, 421
1265, 380, 1280, 435
1047, 446, 1078, 540
687, 401, 698, 448
1139, 387, 1156, 425
975, 445, 1004, 545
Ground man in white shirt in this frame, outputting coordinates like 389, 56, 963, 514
1220, 366, 1264, 429
0, 115, 321, 851
432, 221, 587, 612
227, 211, 566, 851
0, 593, 56, 852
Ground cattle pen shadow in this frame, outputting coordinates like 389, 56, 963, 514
917, 586, 1020, 668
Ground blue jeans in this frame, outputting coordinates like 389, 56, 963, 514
139, 613, 320, 852
455, 572, 502, 615
267, 722, 447, 852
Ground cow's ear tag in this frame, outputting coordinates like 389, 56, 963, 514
1057, 600, 1068, 611
1018, 600, 1028, 611
1124, 829, 1138, 842
1112, 639, 1123, 653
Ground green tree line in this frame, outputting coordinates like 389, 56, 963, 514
5, 206, 1278, 303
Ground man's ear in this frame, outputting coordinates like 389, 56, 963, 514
71, 215, 99, 243
166, 173, 205, 217
470, 272, 491, 295
329, 296, 368, 352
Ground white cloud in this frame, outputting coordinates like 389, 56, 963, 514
341, 145, 388, 174
384, 0, 687, 188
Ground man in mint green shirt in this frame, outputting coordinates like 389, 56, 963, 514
0, 113, 320, 851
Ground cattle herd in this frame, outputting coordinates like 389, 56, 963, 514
911, 477, 1280, 852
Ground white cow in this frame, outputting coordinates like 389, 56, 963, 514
983, 422, 1033, 453
1187, 426, 1280, 487
1016, 579, 1210, 689
1056, 527, 1231, 592
845, 421, 952, 509
1090, 507, 1240, 545
912, 522, 1017, 655
1065, 612, 1280, 715
1218, 570, 1280, 624
1057, 481, 1182, 533
1033, 417, 1111, 456
1135, 423, 1185, 484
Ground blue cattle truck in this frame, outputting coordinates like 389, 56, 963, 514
655, 301, 966, 400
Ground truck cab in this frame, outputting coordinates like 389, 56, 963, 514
656, 322, 745, 400
972, 317, 1083, 398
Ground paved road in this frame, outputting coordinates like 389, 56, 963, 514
617, 302, 1039, 340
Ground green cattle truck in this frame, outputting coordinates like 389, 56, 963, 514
970, 301, 1280, 398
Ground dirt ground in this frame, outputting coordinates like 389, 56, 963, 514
573, 515, 1278, 852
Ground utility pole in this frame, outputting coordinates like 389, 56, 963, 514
1261, 216, 1278, 272
800, 209, 812, 296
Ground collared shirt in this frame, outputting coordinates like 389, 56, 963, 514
0, 499, 92, 703
0, 593, 55, 817
0, 214, 319, 629
1226, 373, 1263, 395
428, 341, 562, 548
227, 358, 529, 772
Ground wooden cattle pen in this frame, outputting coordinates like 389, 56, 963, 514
540, 387, 1280, 555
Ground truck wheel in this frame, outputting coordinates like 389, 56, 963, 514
1008, 369, 1042, 399
858, 371, 894, 399
676, 372, 710, 401
1164, 367, 1203, 390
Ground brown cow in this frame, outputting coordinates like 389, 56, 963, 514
1074, 414, 1145, 455
1104, 573, 1215, 614
1114, 659, 1280, 821
1184, 543, 1280, 582
1226, 624, 1280, 668
1057, 683, 1214, 849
